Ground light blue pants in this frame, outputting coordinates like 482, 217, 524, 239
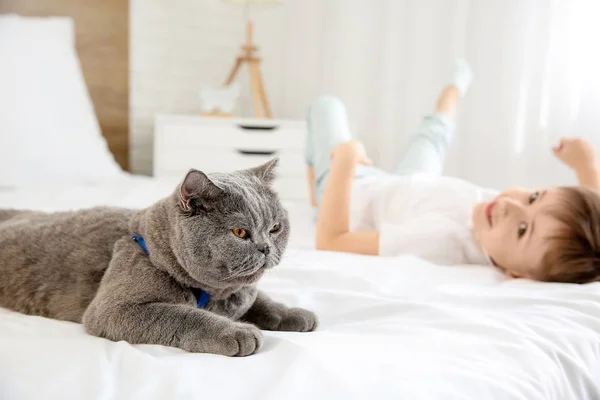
306, 95, 455, 203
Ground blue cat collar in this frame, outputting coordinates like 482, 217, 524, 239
132, 235, 149, 255
131, 234, 210, 309
192, 288, 210, 308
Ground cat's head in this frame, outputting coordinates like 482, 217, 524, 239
172, 159, 289, 288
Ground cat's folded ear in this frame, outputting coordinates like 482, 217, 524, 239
248, 158, 279, 184
179, 169, 223, 213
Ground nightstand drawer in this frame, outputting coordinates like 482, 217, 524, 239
154, 116, 308, 202
158, 122, 305, 151
156, 148, 304, 176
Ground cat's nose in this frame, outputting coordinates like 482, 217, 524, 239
256, 243, 270, 255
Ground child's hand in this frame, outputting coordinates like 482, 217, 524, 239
552, 137, 597, 172
331, 141, 373, 166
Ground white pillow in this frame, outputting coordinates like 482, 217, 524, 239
0, 14, 123, 187
0, 14, 74, 46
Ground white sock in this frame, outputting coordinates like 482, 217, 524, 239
451, 59, 473, 97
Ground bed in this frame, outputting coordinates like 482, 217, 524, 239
2, 5, 600, 400
2, 181, 600, 399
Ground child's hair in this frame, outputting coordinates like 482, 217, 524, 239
542, 186, 600, 283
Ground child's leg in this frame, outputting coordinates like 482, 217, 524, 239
306, 165, 318, 208
394, 59, 472, 176
305, 96, 387, 204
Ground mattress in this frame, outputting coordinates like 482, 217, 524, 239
1, 176, 600, 399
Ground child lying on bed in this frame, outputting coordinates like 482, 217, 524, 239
306, 60, 600, 283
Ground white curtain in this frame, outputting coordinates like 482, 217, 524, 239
267, 0, 600, 190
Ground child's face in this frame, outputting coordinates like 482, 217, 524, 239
472, 188, 565, 279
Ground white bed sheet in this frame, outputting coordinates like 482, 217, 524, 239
1, 176, 600, 400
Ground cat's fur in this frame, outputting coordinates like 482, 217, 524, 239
0, 160, 317, 356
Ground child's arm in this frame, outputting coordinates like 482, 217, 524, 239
316, 141, 380, 255
553, 138, 600, 191
575, 165, 600, 191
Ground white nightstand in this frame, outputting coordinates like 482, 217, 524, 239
154, 115, 309, 202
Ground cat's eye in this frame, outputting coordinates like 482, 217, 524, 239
232, 228, 248, 239
270, 223, 281, 233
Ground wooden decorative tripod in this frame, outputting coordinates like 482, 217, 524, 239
223, 20, 272, 119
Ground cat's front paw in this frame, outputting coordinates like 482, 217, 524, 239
217, 322, 263, 357
280, 307, 318, 332
266, 307, 317, 332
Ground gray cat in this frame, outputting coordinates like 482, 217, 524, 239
0, 159, 317, 356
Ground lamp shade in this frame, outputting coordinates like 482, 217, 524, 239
222, 0, 283, 5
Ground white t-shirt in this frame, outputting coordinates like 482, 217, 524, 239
350, 174, 497, 265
